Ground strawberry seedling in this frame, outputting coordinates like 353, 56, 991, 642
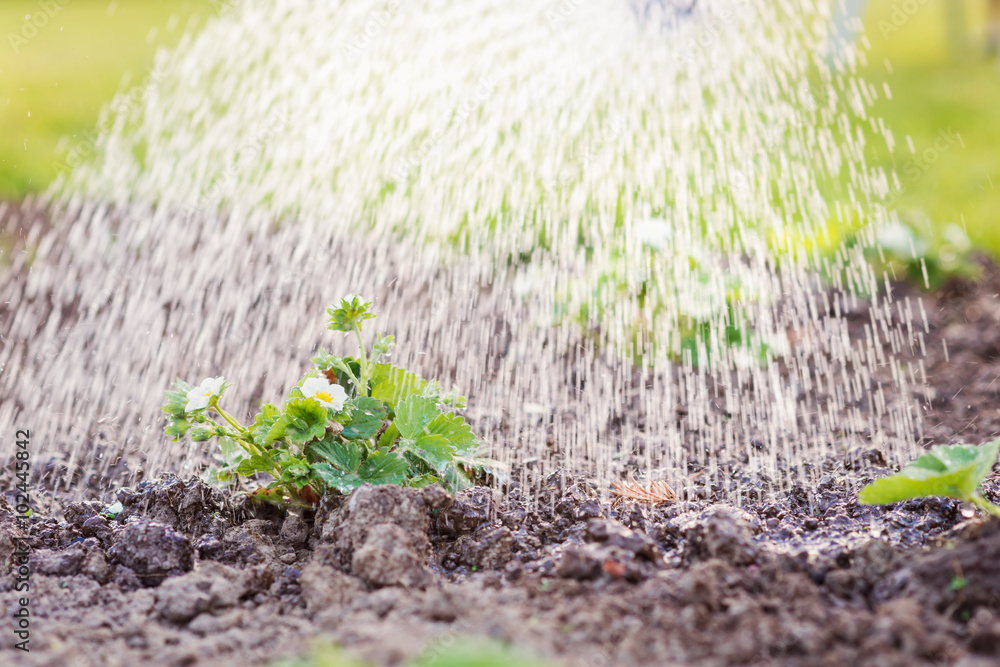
162, 295, 494, 506
859, 438, 1000, 518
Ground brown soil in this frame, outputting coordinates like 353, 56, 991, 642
4, 260, 1000, 666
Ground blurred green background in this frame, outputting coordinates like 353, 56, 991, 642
0, 0, 212, 197
1, 0, 997, 256
859, 0, 1000, 258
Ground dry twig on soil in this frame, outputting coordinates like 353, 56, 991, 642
611, 475, 677, 506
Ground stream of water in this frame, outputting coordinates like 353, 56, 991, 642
0, 0, 925, 502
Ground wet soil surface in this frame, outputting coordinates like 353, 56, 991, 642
4, 263, 1000, 666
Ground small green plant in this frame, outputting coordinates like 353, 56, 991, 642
547, 218, 782, 367
162, 295, 491, 506
859, 438, 1000, 518
864, 218, 979, 289
274, 639, 551, 667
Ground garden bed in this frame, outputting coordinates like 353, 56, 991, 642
4, 262, 1000, 667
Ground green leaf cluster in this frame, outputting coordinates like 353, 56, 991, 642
163, 296, 491, 506
162, 378, 212, 441
859, 438, 1000, 518
327, 294, 374, 333
383, 395, 479, 489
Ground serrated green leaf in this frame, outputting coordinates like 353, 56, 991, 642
217, 437, 246, 465
164, 416, 192, 442
402, 450, 435, 476
370, 364, 428, 410
860, 439, 1000, 505
441, 463, 475, 492
396, 411, 478, 471
401, 450, 473, 491
264, 419, 287, 444
286, 459, 312, 478
458, 456, 510, 485
235, 460, 256, 476
425, 411, 477, 454
249, 487, 286, 505
406, 473, 440, 489
252, 403, 283, 446
204, 466, 236, 485
311, 348, 339, 371
421, 380, 468, 411
408, 434, 454, 470
358, 449, 409, 485
190, 426, 216, 442
394, 396, 439, 439
327, 295, 374, 333
162, 378, 196, 416
235, 452, 275, 476
311, 462, 364, 494
271, 398, 328, 445
309, 437, 362, 473
378, 422, 400, 449
373, 333, 395, 362
161, 397, 188, 417
341, 396, 387, 440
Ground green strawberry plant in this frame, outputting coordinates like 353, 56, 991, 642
162, 295, 492, 506
859, 438, 1000, 518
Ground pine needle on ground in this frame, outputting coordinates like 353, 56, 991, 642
610, 475, 677, 506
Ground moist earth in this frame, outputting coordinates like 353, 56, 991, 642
4, 262, 1000, 666
4, 473, 1000, 666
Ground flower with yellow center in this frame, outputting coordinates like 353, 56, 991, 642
300, 376, 348, 411
185, 377, 226, 413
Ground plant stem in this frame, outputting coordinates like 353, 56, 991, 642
212, 404, 266, 455
971, 494, 1000, 519
354, 323, 369, 396
335, 360, 362, 397
235, 439, 263, 457
214, 404, 247, 434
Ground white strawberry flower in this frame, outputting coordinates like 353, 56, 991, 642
301, 376, 348, 411
185, 376, 226, 412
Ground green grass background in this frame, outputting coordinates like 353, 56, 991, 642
0, 0, 997, 255
0, 0, 212, 197
860, 0, 1000, 257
